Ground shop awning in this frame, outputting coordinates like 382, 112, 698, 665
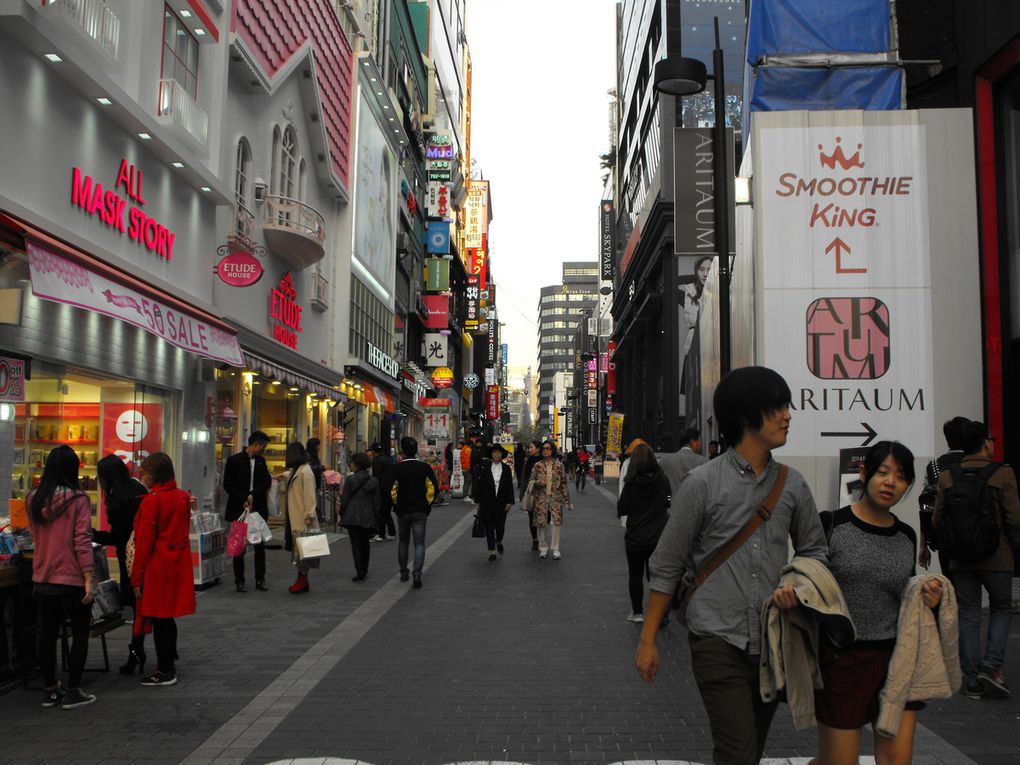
243, 351, 342, 401
4, 213, 244, 367
362, 384, 397, 413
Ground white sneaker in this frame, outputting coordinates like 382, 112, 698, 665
552, 550, 562, 560
538, 552, 547, 559
627, 613, 645, 623
370, 535, 384, 542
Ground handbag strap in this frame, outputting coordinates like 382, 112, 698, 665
693, 463, 788, 588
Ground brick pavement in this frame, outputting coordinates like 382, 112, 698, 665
0, 484, 1016, 764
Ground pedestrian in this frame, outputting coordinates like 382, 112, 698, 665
917, 416, 970, 575
708, 440, 720, 459
592, 446, 604, 485
131, 452, 196, 687
657, 427, 708, 499
519, 440, 542, 551
366, 442, 396, 541
469, 434, 486, 501
339, 452, 381, 582
279, 442, 319, 594
390, 437, 439, 588
617, 443, 670, 624
306, 437, 326, 523
459, 439, 474, 502
513, 443, 526, 485
474, 443, 516, 560
531, 440, 571, 560
618, 438, 649, 499
93, 454, 148, 674
29, 446, 97, 709
934, 420, 1020, 699
222, 431, 272, 592
814, 440, 943, 763
574, 446, 590, 492
635, 366, 828, 765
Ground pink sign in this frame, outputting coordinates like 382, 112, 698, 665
0, 356, 26, 402
216, 250, 264, 287
423, 294, 449, 329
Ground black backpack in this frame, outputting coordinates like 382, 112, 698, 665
940, 462, 1003, 563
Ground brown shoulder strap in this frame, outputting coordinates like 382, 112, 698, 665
694, 463, 789, 587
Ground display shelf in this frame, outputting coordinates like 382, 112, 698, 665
26, 439, 99, 445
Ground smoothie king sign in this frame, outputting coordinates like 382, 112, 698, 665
757, 119, 933, 457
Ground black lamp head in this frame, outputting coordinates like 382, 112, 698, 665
653, 56, 707, 96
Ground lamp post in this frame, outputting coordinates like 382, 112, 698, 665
653, 13, 732, 379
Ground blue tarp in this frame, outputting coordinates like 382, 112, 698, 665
749, 67, 903, 112
746, 0, 892, 63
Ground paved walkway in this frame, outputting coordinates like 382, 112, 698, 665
0, 484, 1015, 764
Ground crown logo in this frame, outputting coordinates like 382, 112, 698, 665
278, 272, 297, 300
818, 137, 864, 171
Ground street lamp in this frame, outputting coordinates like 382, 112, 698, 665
653, 15, 732, 379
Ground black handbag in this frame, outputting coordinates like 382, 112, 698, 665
471, 514, 484, 538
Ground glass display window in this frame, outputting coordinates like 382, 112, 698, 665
213, 368, 240, 515
250, 375, 303, 475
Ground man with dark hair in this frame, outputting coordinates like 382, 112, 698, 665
934, 420, 1020, 700
918, 416, 970, 573
708, 440, 721, 459
366, 442, 396, 542
635, 366, 827, 764
390, 437, 439, 589
658, 427, 707, 499
222, 431, 272, 592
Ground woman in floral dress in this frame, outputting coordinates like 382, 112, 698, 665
529, 440, 571, 559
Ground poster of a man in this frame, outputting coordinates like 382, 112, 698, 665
679, 256, 713, 356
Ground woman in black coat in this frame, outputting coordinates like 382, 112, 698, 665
339, 452, 381, 582
518, 440, 542, 551
473, 444, 516, 561
616, 443, 670, 624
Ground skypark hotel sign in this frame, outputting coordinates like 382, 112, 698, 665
756, 119, 933, 457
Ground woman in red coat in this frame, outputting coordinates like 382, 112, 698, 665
131, 452, 196, 687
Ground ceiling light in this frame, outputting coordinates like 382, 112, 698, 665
289, 387, 299, 392
44, 53, 62, 63
388, 117, 395, 122
96, 97, 112, 106
171, 161, 184, 168
195, 28, 206, 36
137, 132, 152, 140
200, 186, 212, 192
179, 9, 192, 17
271, 380, 282, 386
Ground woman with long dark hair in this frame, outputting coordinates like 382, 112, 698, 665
530, 440, 570, 559
131, 452, 196, 687
340, 452, 380, 582
94, 454, 148, 673
306, 437, 326, 523
519, 440, 542, 552
280, 442, 319, 594
29, 445, 97, 709
617, 443, 670, 623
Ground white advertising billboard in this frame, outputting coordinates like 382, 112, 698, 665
353, 90, 397, 303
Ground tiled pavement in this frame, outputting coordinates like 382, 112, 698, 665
0, 483, 1017, 764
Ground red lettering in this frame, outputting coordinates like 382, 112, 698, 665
115, 160, 130, 196
128, 207, 143, 241
164, 229, 175, 261
155, 226, 168, 259
143, 218, 159, 250
71, 167, 92, 208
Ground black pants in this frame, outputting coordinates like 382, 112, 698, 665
526, 510, 538, 541
151, 617, 177, 674
233, 542, 265, 584
575, 469, 586, 490
625, 544, 655, 614
379, 505, 396, 537
37, 590, 90, 689
483, 509, 507, 551
92, 531, 135, 611
689, 634, 778, 765
348, 526, 373, 577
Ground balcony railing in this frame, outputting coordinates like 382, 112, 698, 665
230, 202, 257, 248
43, 0, 120, 59
262, 195, 326, 269
157, 78, 209, 146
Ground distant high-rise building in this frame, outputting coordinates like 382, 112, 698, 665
536, 262, 599, 434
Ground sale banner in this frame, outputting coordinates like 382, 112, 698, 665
102, 403, 164, 475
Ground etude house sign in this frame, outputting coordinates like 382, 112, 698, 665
269, 272, 302, 350
70, 160, 178, 260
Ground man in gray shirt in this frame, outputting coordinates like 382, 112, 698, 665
635, 366, 827, 765
657, 427, 708, 499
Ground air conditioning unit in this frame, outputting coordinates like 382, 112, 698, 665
397, 231, 411, 254
311, 271, 329, 312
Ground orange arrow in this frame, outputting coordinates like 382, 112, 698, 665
825, 237, 867, 274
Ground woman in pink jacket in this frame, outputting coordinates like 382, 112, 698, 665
29, 445, 96, 710
131, 452, 196, 687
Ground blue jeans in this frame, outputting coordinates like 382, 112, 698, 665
954, 569, 1013, 682
397, 513, 428, 575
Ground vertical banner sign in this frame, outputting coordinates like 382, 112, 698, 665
463, 276, 480, 328
468, 248, 487, 291
500, 344, 508, 386
756, 121, 933, 457
486, 386, 499, 420
426, 221, 451, 254
464, 181, 489, 249
422, 294, 450, 329
607, 340, 617, 395
425, 257, 451, 291
422, 333, 448, 367
600, 200, 615, 280
487, 321, 497, 364
606, 412, 625, 455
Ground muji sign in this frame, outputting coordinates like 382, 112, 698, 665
757, 119, 933, 457
269, 272, 303, 349
70, 160, 177, 260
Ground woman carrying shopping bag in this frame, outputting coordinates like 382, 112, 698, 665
279, 442, 320, 594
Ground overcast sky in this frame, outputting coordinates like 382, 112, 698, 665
467, 0, 617, 372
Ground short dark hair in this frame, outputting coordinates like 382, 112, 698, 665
248, 431, 270, 446
943, 417, 971, 452
351, 452, 372, 471
141, 452, 175, 484
681, 428, 701, 445
960, 420, 990, 456
540, 440, 558, 457
861, 441, 915, 487
713, 366, 792, 446
400, 436, 418, 457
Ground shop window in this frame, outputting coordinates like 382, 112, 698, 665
234, 137, 254, 239
273, 125, 298, 199
161, 5, 199, 102
249, 377, 303, 475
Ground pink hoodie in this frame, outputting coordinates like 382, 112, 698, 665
28, 487, 93, 587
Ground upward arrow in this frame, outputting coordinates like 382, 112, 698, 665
825, 237, 867, 274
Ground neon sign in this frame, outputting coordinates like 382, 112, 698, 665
269, 272, 303, 349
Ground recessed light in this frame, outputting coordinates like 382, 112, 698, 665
171, 162, 184, 168
383, 105, 389, 110
96, 97, 112, 106
179, 9, 192, 17
137, 132, 152, 140
389, 117, 395, 122
195, 28, 206, 36
370, 77, 377, 82
44, 53, 62, 63
200, 186, 212, 192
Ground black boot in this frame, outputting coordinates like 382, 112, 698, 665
119, 638, 146, 675
235, 580, 247, 593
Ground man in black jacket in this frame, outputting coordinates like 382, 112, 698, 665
390, 437, 438, 589
223, 431, 272, 592
367, 442, 396, 541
